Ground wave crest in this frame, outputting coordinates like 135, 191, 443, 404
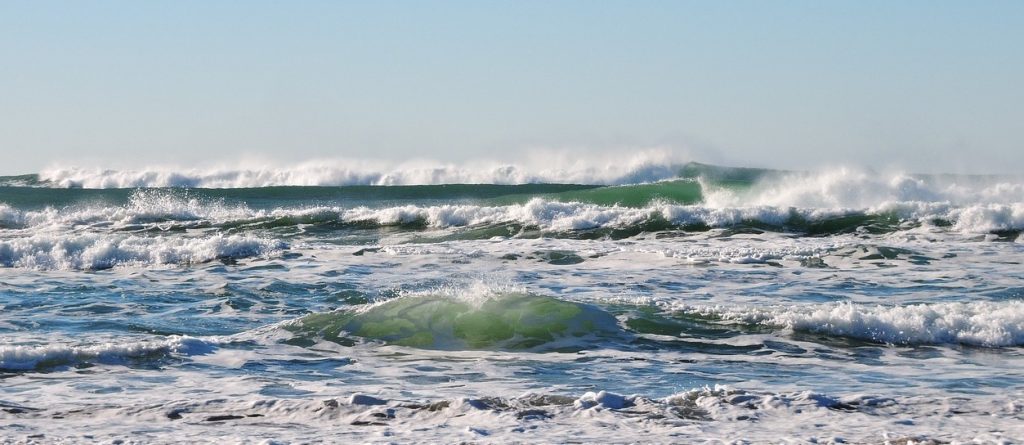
0, 233, 284, 270
0, 336, 215, 371
38, 152, 685, 188
680, 301, 1024, 347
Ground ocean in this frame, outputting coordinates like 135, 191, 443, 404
1, 160, 1022, 443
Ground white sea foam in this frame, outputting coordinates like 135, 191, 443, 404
0, 233, 284, 270
0, 203, 24, 228
0, 336, 214, 370
681, 301, 1024, 347
0, 191, 253, 231
3, 384, 1018, 443
334, 198, 1024, 234
39, 151, 685, 188
334, 199, 859, 232
657, 243, 842, 264
943, 203, 1024, 233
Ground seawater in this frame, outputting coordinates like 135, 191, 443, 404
1, 162, 1023, 443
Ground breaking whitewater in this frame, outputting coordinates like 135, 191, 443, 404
1, 158, 1023, 443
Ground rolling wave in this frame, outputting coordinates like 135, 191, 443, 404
1, 192, 1022, 240
0, 233, 284, 270
0, 336, 215, 371
677, 301, 1024, 347
27, 152, 687, 188
704, 167, 1024, 208
2, 163, 1023, 254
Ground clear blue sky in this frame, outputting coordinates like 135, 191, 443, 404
2, 1, 1022, 174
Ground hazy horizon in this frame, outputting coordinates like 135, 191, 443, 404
3, 1, 1022, 175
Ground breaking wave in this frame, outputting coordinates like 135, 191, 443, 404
0, 233, 284, 270
0, 336, 216, 371
289, 288, 621, 351
678, 301, 1024, 347
2, 194, 1023, 241
32, 151, 686, 188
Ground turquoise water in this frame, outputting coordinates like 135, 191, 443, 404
1, 163, 1023, 442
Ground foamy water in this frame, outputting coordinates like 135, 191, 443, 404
2, 162, 1023, 443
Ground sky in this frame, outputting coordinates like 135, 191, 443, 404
1, 0, 1022, 175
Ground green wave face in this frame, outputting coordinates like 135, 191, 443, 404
0, 183, 604, 208
678, 162, 776, 184
289, 293, 621, 351
488, 179, 705, 207
0, 162, 771, 209
503, 163, 773, 208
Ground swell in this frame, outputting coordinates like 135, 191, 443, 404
289, 292, 620, 351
